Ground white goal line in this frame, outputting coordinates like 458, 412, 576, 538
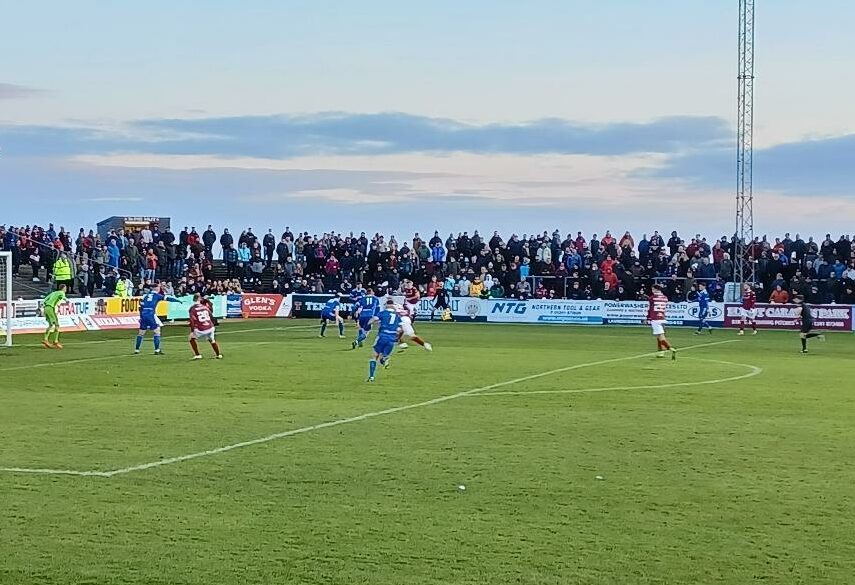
0, 339, 741, 479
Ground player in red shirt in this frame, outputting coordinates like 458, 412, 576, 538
738, 283, 758, 335
188, 294, 223, 360
394, 302, 432, 352
647, 284, 677, 360
403, 280, 421, 321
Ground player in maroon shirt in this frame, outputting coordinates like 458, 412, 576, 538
647, 284, 677, 359
188, 294, 223, 360
738, 283, 758, 335
403, 280, 421, 321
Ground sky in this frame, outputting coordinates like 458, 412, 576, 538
2, 0, 855, 240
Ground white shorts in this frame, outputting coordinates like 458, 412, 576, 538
405, 302, 418, 318
740, 308, 757, 321
191, 328, 216, 342
650, 320, 665, 336
400, 316, 415, 337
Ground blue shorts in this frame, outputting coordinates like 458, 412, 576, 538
358, 316, 374, 332
698, 310, 709, 320
139, 314, 162, 331
321, 311, 336, 321
373, 338, 396, 358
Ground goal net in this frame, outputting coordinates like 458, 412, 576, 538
0, 251, 12, 347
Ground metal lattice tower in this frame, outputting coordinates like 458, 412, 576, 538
735, 0, 756, 285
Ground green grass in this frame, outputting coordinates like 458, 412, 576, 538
1, 320, 854, 585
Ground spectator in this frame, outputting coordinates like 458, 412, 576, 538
203, 225, 217, 257
769, 284, 790, 304
469, 277, 484, 297
263, 229, 276, 269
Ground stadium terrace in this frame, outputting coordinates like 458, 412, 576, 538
2, 223, 855, 305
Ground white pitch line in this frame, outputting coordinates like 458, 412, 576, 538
0, 339, 738, 478
0, 467, 110, 478
474, 357, 762, 396
0, 325, 317, 372
13, 324, 317, 348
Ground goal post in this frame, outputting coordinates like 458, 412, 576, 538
0, 251, 12, 347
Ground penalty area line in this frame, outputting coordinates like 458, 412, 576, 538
0, 339, 738, 478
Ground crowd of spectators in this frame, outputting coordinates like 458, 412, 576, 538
3, 222, 855, 306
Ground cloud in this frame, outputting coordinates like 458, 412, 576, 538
0, 83, 47, 100
649, 133, 855, 196
84, 197, 144, 202
0, 112, 729, 158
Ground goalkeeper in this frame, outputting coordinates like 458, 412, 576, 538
42, 284, 68, 349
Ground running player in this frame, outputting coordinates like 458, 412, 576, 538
394, 302, 432, 352
367, 299, 402, 382
319, 295, 345, 338
188, 293, 223, 360
648, 284, 677, 360
794, 295, 824, 354
738, 283, 758, 335
352, 287, 380, 349
41, 284, 68, 349
402, 280, 421, 321
349, 283, 367, 321
134, 286, 182, 355
694, 282, 713, 335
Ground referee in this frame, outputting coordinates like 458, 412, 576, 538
795, 295, 824, 354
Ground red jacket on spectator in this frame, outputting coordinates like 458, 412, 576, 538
619, 232, 634, 249
324, 256, 340, 275
600, 257, 616, 274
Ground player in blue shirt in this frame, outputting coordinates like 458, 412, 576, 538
352, 287, 380, 349
319, 295, 346, 338
694, 282, 713, 335
350, 283, 366, 306
134, 286, 182, 354
368, 300, 402, 382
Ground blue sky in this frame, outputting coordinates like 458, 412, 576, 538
2, 0, 855, 238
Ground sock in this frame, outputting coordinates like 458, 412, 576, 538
153, 335, 161, 352
752, 323, 757, 332
190, 338, 200, 356
801, 338, 807, 351
44, 329, 51, 341
52, 330, 60, 343
661, 339, 672, 350
211, 341, 221, 356
320, 321, 327, 336
410, 336, 426, 347
135, 335, 143, 351
356, 329, 366, 343
338, 321, 345, 336
369, 359, 377, 378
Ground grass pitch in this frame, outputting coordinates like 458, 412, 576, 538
1, 321, 854, 584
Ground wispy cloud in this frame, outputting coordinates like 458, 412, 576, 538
0, 83, 47, 100
0, 113, 730, 159
648, 133, 855, 196
84, 196, 143, 202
